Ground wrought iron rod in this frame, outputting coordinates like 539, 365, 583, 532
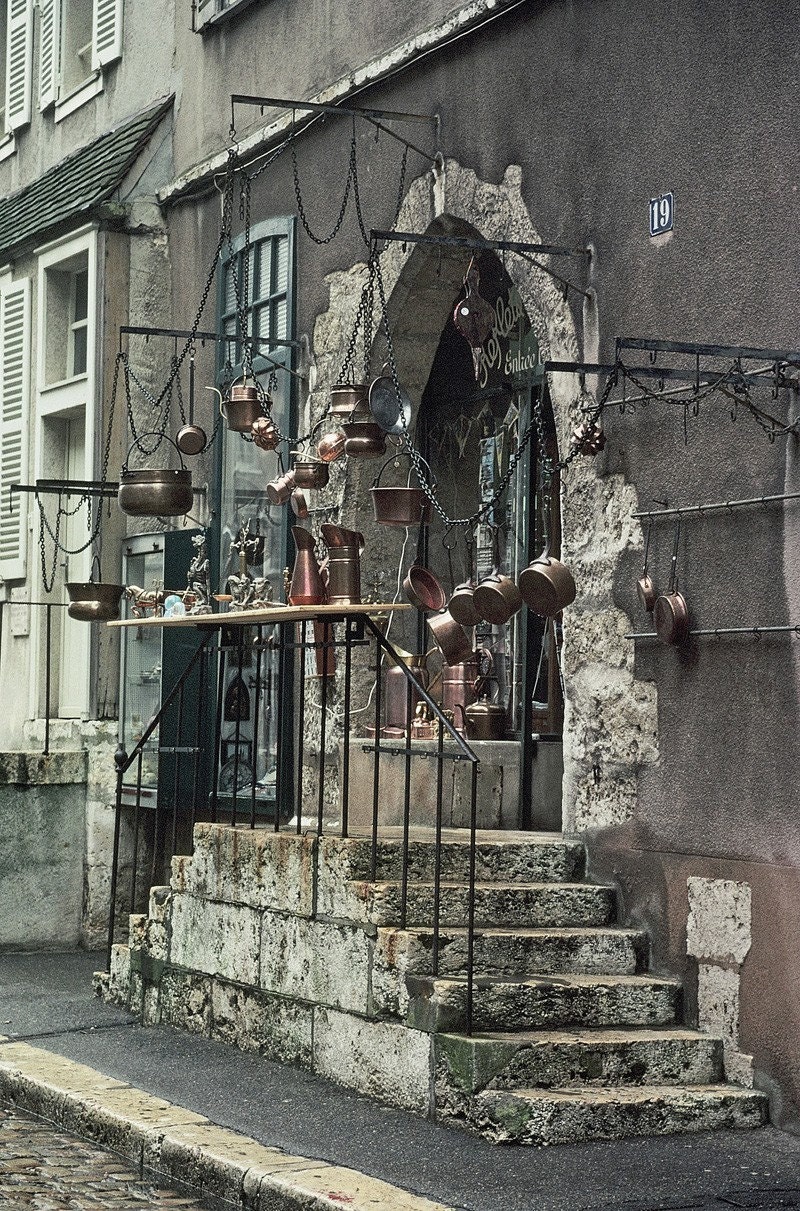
341, 621, 352, 838
274, 623, 286, 832
106, 751, 126, 970
627, 624, 800, 639
296, 622, 306, 835
544, 360, 773, 386
129, 750, 143, 917
191, 649, 206, 835
231, 93, 437, 126
44, 605, 52, 757
119, 323, 301, 348
634, 490, 800, 520
432, 717, 444, 977
466, 762, 478, 1037
370, 641, 382, 884
171, 683, 184, 856
617, 336, 800, 364
317, 624, 330, 835
210, 642, 226, 822
372, 229, 590, 259
400, 678, 413, 929
251, 628, 262, 830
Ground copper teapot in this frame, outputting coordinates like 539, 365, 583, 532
456, 678, 506, 740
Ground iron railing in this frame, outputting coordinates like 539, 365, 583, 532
105, 608, 483, 1032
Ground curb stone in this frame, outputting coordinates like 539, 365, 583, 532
0, 1037, 454, 1211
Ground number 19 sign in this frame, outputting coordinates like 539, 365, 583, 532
649, 192, 674, 236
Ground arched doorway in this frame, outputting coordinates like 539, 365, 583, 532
341, 216, 566, 829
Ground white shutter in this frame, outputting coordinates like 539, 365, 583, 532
91, 0, 122, 70
0, 280, 30, 581
38, 0, 59, 111
5, 0, 32, 132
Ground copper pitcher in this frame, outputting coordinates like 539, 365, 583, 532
289, 526, 327, 605
320, 523, 363, 605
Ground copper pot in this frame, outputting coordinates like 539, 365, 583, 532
293, 458, 329, 490
518, 541, 576, 618
473, 568, 523, 625
654, 521, 689, 644
266, 469, 296, 505
426, 608, 473, 666
342, 421, 386, 458
317, 430, 346, 462
370, 453, 432, 526
118, 434, 193, 518
66, 580, 125, 622
329, 383, 369, 418
252, 415, 281, 451
176, 422, 206, 456
403, 565, 446, 612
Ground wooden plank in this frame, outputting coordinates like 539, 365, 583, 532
107, 602, 412, 629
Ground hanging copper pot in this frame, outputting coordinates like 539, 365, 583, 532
118, 434, 193, 518
403, 565, 447, 612
341, 421, 386, 458
293, 458, 330, 490
252, 415, 281, 451
518, 540, 576, 618
316, 430, 346, 463
370, 452, 432, 526
208, 377, 267, 433
67, 580, 125, 622
653, 521, 689, 644
329, 383, 369, 418
266, 469, 296, 505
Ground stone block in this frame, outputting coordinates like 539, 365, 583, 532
182, 823, 315, 917
210, 978, 313, 1066
169, 893, 261, 985
108, 944, 131, 1003
313, 1007, 432, 1114
696, 962, 753, 1086
259, 912, 373, 1014
159, 967, 212, 1036
687, 877, 752, 965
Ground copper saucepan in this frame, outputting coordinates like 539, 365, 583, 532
403, 565, 447, 612
473, 528, 523, 624
426, 608, 473, 666
654, 520, 689, 644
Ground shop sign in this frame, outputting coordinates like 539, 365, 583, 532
478, 287, 540, 389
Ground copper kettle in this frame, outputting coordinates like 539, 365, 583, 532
457, 678, 506, 740
289, 526, 327, 605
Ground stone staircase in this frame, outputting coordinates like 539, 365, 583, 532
100, 824, 768, 1146
340, 829, 768, 1144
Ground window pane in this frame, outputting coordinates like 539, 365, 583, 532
274, 237, 288, 294
73, 269, 88, 322
272, 297, 287, 341
71, 324, 87, 376
224, 262, 238, 316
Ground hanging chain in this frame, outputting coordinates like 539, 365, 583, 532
291, 122, 354, 245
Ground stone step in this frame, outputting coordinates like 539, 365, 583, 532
379, 925, 648, 981
319, 830, 586, 887
460, 1083, 768, 1145
434, 1027, 723, 1095
335, 880, 614, 928
404, 972, 681, 1034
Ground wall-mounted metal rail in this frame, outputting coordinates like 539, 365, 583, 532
627, 624, 800, 640
11, 480, 207, 501
616, 337, 800, 365
544, 360, 774, 388
231, 95, 440, 163
634, 490, 800, 521
372, 229, 590, 260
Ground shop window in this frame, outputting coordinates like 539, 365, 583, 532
42, 255, 90, 386
39, 0, 123, 116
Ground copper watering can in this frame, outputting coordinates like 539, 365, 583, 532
207, 376, 267, 433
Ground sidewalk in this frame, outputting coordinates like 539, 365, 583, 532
1, 950, 799, 1211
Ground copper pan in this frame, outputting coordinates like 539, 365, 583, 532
403, 565, 446, 612
654, 521, 689, 644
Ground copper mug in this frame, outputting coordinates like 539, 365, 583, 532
266, 469, 296, 505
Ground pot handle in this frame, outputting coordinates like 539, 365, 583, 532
668, 519, 681, 593
371, 449, 434, 490
122, 431, 188, 473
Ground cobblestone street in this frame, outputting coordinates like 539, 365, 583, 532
0, 1103, 215, 1210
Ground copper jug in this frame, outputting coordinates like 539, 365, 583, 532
320, 523, 363, 605
384, 648, 431, 731
289, 526, 327, 605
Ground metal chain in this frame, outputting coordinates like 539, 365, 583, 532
351, 117, 409, 249
291, 123, 354, 246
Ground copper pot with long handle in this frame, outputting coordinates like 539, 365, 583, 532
654, 520, 689, 644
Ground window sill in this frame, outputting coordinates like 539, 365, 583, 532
40, 372, 89, 394
54, 73, 103, 123
197, 0, 257, 32
0, 132, 16, 163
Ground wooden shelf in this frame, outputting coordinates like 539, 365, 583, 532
107, 602, 412, 629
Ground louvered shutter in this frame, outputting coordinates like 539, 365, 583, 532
5, 0, 32, 132
91, 0, 122, 70
0, 280, 30, 581
38, 0, 59, 111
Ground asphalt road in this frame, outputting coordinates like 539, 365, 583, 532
2, 951, 800, 1211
